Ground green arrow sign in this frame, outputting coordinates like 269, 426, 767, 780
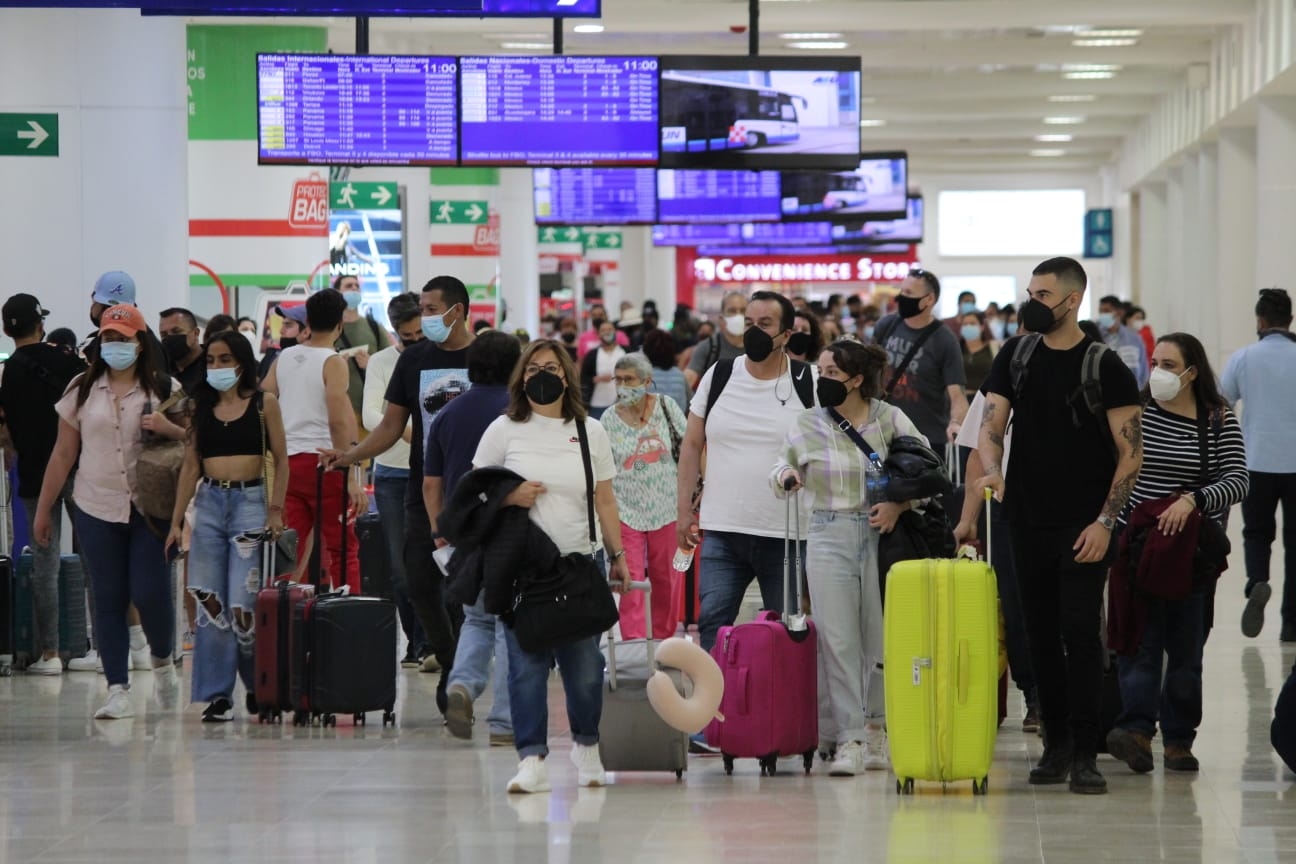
537, 227, 583, 245
430, 199, 489, 225
330, 181, 398, 210
0, 113, 58, 157
582, 230, 623, 250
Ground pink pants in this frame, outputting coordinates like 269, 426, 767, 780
617, 522, 681, 641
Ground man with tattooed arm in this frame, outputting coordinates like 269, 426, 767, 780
977, 257, 1143, 795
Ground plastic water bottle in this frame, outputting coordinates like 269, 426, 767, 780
672, 522, 699, 571
865, 457, 889, 508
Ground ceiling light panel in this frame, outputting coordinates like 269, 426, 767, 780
780, 33, 842, 39
787, 41, 848, 50
1080, 29, 1143, 38
1064, 71, 1116, 79
1035, 134, 1074, 142
573, 23, 603, 33
1072, 38, 1138, 47
1029, 149, 1066, 157
1049, 94, 1097, 102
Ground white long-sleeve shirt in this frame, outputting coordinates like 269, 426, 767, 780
363, 345, 412, 471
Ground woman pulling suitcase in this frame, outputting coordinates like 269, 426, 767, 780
166, 331, 290, 722
772, 339, 928, 776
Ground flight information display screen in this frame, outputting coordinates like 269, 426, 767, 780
534, 168, 657, 225
459, 56, 659, 166
142, 0, 599, 15
652, 221, 833, 246
257, 54, 458, 166
656, 169, 782, 223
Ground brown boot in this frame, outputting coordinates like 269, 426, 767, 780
1105, 727, 1154, 773
1163, 743, 1200, 772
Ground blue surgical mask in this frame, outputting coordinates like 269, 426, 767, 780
988, 318, 1006, 340
207, 368, 239, 392
422, 307, 456, 344
1005, 322, 1019, 337
961, 325, 982, 343
1097, 312, 1116, 330
864, 324, 876, 342
99, 341, 138, 371
959, 302, 977, 315
344, 291, 362, 310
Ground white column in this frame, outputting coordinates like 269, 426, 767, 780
1137, 182, 1169, 331
496, 168, 539, 335
0, 8, 188, 334
617, 226, 648, 312
1164, 166, 1187, 334
1179, 152, 1205, 342
1218, 126, 1258, 361
1256, 97, 1296, 293
1194, 145, 1220, 358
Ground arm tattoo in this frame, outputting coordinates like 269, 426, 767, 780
1119, 414, 1143, 458
987, 431, 1004, 448
980, 401, 998, 430
1103, 471, 1138, 522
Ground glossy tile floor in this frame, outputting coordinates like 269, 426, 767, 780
2, 575, 1294, 864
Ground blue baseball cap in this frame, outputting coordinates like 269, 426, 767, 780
275, 304, 308, 325
92, 271, 136, 306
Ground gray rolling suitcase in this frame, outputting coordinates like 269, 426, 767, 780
598, 581, 689, 779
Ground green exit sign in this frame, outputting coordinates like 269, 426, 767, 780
0, 114, 58, 157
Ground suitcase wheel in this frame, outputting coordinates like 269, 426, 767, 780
802, 750, 815, 775
896, 778, 915, 796
675, 769, 683, 781
292, 711, 310, 727
382, 710, 396, 727
323, 714, 337, 728
722, 754, 735, 776
759, 755, 777, 777
353, 713, 366, 727
973, 777, 988, 796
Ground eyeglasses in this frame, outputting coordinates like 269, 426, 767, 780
910, 268, 940, 295
612, 375, 642, 386
524, 363, 563, 377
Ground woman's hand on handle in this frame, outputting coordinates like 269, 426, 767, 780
164, 522, 184, 559
780, 468, 803, 493
609, 554, 632, 593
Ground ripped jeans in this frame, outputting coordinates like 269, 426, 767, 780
188, 482, 265, 704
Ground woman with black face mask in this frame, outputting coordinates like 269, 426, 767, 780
788, 310, 824, 363
471, 339, 632, 795
771, 339, 929, 777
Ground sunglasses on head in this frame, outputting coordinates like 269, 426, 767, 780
910, 268, 940, 295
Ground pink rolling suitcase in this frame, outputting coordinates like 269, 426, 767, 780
704, 487, 818, 776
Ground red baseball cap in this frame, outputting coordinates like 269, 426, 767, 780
99, 304, 147, 338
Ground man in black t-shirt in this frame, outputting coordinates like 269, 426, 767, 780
159, 307, 206, 398
324, 276, 475, 715
978, 257, 1143, 795
0, 293, 87, 674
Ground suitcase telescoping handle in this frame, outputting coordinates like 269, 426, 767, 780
606, 580, 651, 692
984, 486, 993, 565
310, 464, 352, 591
782, 477, 809, 634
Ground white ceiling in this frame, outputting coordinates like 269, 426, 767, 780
269, 0, 1255, 175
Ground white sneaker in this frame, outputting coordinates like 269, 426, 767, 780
863, 726, 889, 771
570, 744, 607, 788
28, 655, 63, 676
94, 684, 134, 720
67, 650, 102, 673
829, 741, 864, 777
153, 662, 180, 710
507, 756, 551, 794
131, 647, 152, 672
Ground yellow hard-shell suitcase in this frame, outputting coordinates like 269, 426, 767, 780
884, 551, 999, 795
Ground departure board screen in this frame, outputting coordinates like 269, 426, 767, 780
257, 54, 459, 166
656, 169, 782, 223
652, 221, 833, 246
534, 168, 657, 225
142, 0, 598, 15
459, 56, 659, 166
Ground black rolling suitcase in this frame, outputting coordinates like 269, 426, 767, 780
0, 451, 15, 677
288, 466, 398, 727
354, 510, 392, 599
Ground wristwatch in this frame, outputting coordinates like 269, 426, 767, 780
1097, 514, 1116, 531
607, 549, 626, 562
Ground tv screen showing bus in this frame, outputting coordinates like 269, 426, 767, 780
780, 152, 908, 221
658, 55, 862, 170
533, 168, 657, 225
655, 169, 782, 223
830, 195, 924, 244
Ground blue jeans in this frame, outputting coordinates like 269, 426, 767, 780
73, 506, 175, 688
187, 483, 264, 704
372, 466, 426, 654
449, 589, 511, 734
698, 530, 797, 652
1115, 591, 1207, 746
21, 494, 70, 654
504, 627, 603, 759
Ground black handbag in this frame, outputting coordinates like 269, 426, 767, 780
508, 419, 619, 654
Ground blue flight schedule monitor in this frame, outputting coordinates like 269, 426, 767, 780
534, 168, 657, 225
656, 170, 782, 223
138, 0, 598, 14
257, 54, 458, 166
459, 56, 659, 166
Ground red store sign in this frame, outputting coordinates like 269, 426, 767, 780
676, 247, 921, 306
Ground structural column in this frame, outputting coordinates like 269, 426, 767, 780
0, 8, 188, 331
1137, 182, 1169, 335
1256, 97, 1296, 301
1217, 126, 1257, 363
497, 168, 540, 336
1193, 144, 1220, 359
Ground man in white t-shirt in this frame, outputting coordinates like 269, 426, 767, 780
676, 291, 817, 655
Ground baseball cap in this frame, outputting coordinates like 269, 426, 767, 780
92, 271, 136, 306
2, 293, 49, 332
275, 304, 308, 325
98, 304, 147, 338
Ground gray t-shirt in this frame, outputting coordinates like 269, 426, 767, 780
876, 313, 966, 447
687, 333, 744, 379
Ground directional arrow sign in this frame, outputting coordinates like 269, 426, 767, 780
581, 230, 623, 251
330, 181, 398, 210
0, 113, 58, 157
430, 199, 490, 225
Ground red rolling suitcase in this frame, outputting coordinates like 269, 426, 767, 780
253, 529, 309, 724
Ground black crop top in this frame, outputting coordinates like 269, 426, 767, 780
196, 395, 265, 459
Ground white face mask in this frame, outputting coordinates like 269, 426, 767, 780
723, 314, 745, 337
1149, 366, 1188, 402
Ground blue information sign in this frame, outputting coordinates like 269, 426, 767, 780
1084, 208, 1114, 259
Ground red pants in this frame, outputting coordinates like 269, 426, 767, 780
617, 521, 681, 641
283, 453, 360, 593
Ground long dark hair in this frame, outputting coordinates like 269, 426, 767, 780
793, 309, 824, 359
1151, 332, 1228, 412
824, 338, 888, 400
507, 338, 587, 423
189, 332, 261, 447
76, 330, 170, 409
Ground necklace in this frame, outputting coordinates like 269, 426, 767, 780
773, 356, 792, 406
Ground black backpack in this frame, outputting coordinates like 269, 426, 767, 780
1009, 333, 1115, 457
703, 357, 814, 430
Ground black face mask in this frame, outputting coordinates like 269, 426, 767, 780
743, 326, 776, 362
591, 318, 607, 330
561, 332, 577, 344
162, 334, 191, 363
816, 376, 850, 408
524, 370, 565, 406
1020, 295, 1071, 335
279, 334, 298, 350
786, 331, 813, 357
400, 337, 421, 349
896, 294, 926, 319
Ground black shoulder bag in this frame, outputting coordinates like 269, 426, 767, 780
508, 419, 620, 653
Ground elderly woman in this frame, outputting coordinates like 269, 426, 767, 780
600, 353, 689, 640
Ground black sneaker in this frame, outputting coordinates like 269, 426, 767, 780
1283, 621, 1296, 644
202, 697, 234, 723
1029, 744, 1073, 785
401, 647, 423, 668
1069, 756, 1108, 794
1022, 703, 1040, 734
245, 691, 258, 717
436, 668, 450, 716
1242, 582, 1271, 638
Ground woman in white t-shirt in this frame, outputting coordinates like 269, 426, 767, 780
473, 339, 632, 795
580, 320, 625, 420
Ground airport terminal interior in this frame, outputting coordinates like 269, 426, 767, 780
4, 0, 1296, 861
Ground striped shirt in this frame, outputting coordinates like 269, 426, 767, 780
772, 400, 928, 513
1122, 402, 1249, 525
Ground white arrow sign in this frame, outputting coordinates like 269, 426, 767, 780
372, 186, 393, 206
465, 203, 484, 223
16, 120, 48, 150
564, 227, 581, 241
